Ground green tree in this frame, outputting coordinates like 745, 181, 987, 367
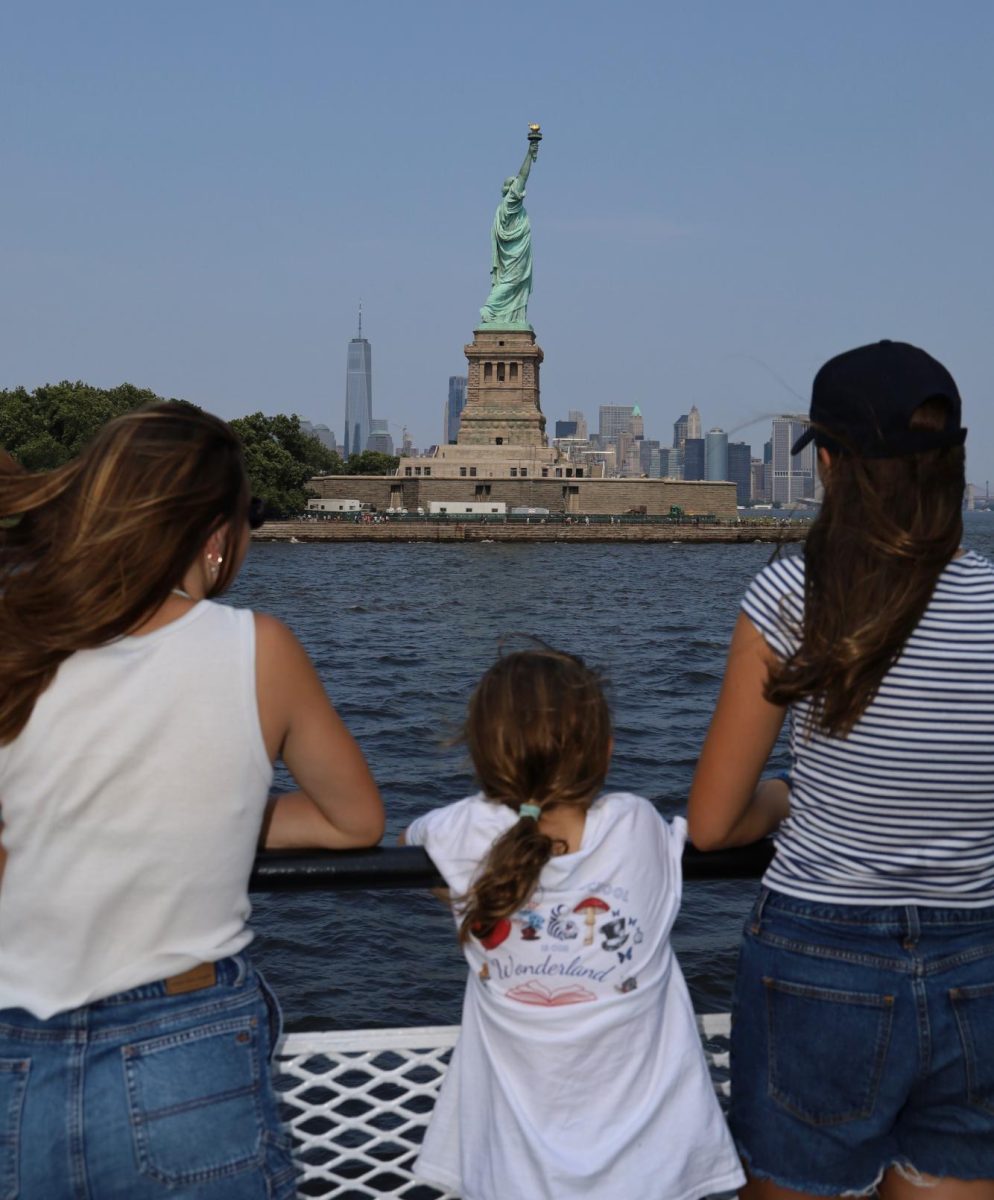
345, 450, 400, 475
230, 412, 343, 517
0, 385, 340, 519
0, 381, 171, 470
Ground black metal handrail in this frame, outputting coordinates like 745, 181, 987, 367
248, 840, 774, 893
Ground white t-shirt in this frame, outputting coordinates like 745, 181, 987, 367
0, 601, 273, 1018
406, 792, 744, 1200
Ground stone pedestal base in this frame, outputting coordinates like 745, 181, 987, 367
456, 328, 546, 448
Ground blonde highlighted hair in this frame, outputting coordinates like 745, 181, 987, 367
0, 403, 249, 744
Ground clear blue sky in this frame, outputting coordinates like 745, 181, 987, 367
2, 1, 992, 482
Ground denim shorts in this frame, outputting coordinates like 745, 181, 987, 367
730, 888, 994, 1194
0, 955, 297, 1200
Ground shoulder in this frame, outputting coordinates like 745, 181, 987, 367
253, 612, 308, 666
593, 792, 682, 845
406, 793, 502, 850
740, 554, 805, 657
939, 549, 994, 589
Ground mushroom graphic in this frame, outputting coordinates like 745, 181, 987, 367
475, 918, 512, 951
573, 897, 610, 946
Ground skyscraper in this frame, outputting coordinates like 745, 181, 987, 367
705, 429, 729, 481
673, 405, 701, 451
684, 438, 705, 481
727, 441, 752, 506
344, 308, 372, 460
771, 415, 815, 504
599, 405, 635, 440
568, 409, 589, 441
445, 376, 467, 445
367, 419, 394, 456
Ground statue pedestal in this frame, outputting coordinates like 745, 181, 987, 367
456, 328, 546, 448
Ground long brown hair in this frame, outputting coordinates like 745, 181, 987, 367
0, 403, 249, 744
457, 647, 612, 944
766, 398, 965, 735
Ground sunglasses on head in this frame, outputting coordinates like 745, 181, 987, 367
248, 496, 266, 530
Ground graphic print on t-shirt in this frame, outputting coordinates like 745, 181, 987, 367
473, 882, 644, 1005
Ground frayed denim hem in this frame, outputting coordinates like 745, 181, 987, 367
739, 1137, 883, 1195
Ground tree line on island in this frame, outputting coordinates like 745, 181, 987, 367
0, 381, 399, 517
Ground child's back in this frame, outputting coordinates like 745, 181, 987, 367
405, 649, 743, 1200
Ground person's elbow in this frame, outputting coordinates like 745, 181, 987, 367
687, 812, 735, 853
336, 794, 386, 849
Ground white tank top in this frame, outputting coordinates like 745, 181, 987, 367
0, 601, 273, 1018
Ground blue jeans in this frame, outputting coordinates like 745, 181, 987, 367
0, 956, 297, 1199
730, 888, 994, 1194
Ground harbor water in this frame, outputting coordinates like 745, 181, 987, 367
233, 513, 994, 1032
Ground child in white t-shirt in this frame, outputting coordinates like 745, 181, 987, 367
404, 647, 744, 1200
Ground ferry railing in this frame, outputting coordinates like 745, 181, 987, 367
253, 842, 772, 1200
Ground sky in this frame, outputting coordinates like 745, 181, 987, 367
2, 2, 993, 482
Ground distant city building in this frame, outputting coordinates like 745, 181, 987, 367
631, 405, 644, 440
684, 438, 705, 481
598, 406, 640, 476
344, 308, 372, 459
445, 375, 467, 445
639, 439, 661, 477
673, 404, 701, 451
727, 441, 752, 506
367, 419, 394, 456
401, 427, 414, 457
763, 438, 773, 464
599, 405, 635, 441
705, 429, 729, 482
665, 448, 683, 479
300, 420, 338, 453
568, 409, 589, 441
771, 415, 815, 504
555, 419, 579, 439
751, 459, 771, 503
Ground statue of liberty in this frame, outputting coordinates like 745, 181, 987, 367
480, 126, 542, 330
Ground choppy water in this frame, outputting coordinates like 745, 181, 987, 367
228, 513, 994, 1032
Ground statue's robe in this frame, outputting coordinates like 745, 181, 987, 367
480, 177, 532, 328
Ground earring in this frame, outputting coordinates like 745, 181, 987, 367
207, 554, 219, 580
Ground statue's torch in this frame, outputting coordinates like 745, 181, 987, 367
528, 123, 542, 156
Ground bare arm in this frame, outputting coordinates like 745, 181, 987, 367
398, 827, 451, 906
687, 612, 789, 851
255, 614, 385, 850
516, 141, 538, 188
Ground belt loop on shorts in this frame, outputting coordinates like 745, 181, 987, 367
902, 905, 921, 950
164, 962, 218, 996
751, 886, 771, 934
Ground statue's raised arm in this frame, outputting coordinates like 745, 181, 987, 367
480, 127, 542, 330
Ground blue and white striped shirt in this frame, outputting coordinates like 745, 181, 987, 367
742, 549, 994, 906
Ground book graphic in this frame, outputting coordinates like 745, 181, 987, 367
505, 981, 597, 1006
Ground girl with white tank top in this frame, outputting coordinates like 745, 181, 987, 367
0, 404, 384, 1199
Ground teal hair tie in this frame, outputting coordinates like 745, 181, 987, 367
518, 803, 542, 821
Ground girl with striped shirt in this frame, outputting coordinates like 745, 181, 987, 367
689, 341, 994, 1200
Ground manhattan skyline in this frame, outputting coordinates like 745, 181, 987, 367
2, 3, 993, 481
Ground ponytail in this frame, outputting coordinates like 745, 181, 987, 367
456, 648, 612, 945
458, 815, 562, 944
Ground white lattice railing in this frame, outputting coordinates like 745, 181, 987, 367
274, 1014, 731, 1200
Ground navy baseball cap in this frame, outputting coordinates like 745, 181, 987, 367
792, 340, 966, 458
